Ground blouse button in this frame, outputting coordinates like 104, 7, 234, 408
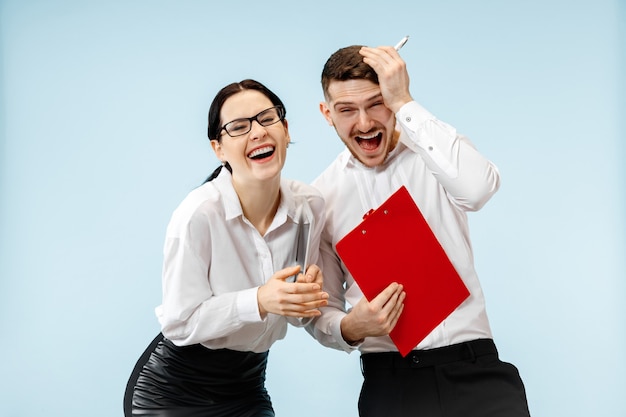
405, 116, 411, 122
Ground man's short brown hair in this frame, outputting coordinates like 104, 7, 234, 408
321, 45, 379, 100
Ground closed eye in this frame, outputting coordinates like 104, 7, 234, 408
229, 122, 248, 132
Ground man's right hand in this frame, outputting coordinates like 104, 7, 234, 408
340, 282, 405, 344
359, 46, 413, 114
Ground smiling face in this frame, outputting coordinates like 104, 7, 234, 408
211, 89, 290, 185
320, 79, 399, 168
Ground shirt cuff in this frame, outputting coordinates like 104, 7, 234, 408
396, 101, 435, 128
396, 101, 459, 179
237, 287, 263, 323
331, 315, 361, 352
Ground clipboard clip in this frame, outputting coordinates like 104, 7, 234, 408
363, 208, 390, 219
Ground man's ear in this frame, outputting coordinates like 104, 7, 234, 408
210, 140, 225, 163
319, 102, 334, 126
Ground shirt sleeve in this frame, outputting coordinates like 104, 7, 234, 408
304, 225, 359, 353
156, 207, 264, 346
396, 101, 500, 211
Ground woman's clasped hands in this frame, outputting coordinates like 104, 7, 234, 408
257, 264, 328, 319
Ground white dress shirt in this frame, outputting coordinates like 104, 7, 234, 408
155, 168, 325, 353
310, 100, 499, 353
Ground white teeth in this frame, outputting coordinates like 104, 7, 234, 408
358, 133, 379, 140
248, 146, 274, 158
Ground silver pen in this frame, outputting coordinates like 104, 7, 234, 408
394, 35, 409, 51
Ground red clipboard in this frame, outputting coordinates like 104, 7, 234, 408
335, 186, 470, 356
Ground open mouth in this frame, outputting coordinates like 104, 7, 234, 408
356, 132, 383, 151
248, 145, 275, 160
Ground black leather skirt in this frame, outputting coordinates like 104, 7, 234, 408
127, 334, 274, 417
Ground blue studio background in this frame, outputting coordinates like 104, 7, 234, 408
0, 1, 624, 416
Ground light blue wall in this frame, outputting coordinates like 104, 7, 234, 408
0, 1, 624, 416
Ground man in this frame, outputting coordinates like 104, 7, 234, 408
308, 44, 531, 417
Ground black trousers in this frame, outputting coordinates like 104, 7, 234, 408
358, 339, 530, 417
124, 334, 274, 417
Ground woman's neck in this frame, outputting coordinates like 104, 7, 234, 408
233, 176, 281, 236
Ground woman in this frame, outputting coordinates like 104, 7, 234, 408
125, 79, 328, 417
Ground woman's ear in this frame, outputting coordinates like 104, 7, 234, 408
210, 140, 225, 163
283, 119, 290, 144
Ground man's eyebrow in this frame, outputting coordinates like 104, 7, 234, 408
332, 93, 384, 109
332, 100, 355, 108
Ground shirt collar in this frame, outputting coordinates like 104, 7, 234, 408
213, 168, 298, 229
213, 168, 242, 221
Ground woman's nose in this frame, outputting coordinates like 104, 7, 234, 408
248, 120, 267, 140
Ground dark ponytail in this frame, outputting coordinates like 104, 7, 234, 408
203, 162, 232, 184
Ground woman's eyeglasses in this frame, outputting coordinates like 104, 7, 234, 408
220, 106, 285, 138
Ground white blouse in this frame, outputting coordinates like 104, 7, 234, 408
155, 168, 325, 353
